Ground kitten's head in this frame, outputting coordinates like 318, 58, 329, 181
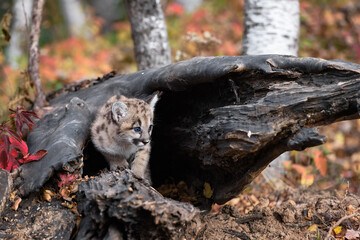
111, 94, 158, 149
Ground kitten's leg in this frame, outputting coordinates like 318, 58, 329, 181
104, 153, 128, 171
131, 145, 151, 183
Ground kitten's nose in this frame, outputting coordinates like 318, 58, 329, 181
142, 140, 149, 145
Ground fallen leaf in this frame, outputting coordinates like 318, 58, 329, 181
11, 197, 22, 211
307, 224, 318, 232
203, 182, 213, 199
42, 189, 55, 202
347, 205, 356, 214
345, 229, 360, 239
333, 226, 342, 235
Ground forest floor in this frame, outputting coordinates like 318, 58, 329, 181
181, 120, 360, 240
185, 179, 360, 240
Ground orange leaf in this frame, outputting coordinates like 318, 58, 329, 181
292, 164, 306, 174
313, 150, 327, 176
301, 173, 314, 186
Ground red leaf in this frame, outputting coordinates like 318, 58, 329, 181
9, 107, 39, 135
0, 150, 8, 170
7, 129, 21, 142
9, 137, 28, 156
21, 149, 47, 163
58, 172, 79, 188
1, 135, 10, 153
0, 150, 20, 171
9, 148, 18, 158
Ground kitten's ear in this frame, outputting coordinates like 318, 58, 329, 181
112, 101, 128, 122
146, 91, 161, 112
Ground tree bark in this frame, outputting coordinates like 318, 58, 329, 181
59, 0, 92, 38
28, 0, 46, 110
124, 0, 171, 70
6, 0, 33, 69
242, 0, 299, 55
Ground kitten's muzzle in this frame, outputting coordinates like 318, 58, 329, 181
132, 139, 149, 147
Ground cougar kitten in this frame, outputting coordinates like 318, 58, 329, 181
91, 94, 158, 181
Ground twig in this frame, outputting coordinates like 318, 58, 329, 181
235, 213, 263, 224
325, 208, 360, 240
28, 0, 46, 111
223, 229, 251, 240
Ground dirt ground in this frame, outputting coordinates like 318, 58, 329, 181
184, 186, 360, 240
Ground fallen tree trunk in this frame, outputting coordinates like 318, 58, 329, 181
4, 55, 360, 238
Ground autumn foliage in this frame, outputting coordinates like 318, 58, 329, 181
0, 107, 47, 171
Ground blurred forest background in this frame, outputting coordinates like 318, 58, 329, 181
1, 0, 360, 210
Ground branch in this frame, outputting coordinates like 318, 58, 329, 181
28, 0, 46, 110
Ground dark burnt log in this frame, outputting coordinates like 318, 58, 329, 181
13, 55, 360, 206
0, 197, 77, 239
0, 169, 12, 218
12, 97, 92, 196
76, 170, 199, 240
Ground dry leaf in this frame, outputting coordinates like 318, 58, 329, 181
347, 205, 356, 214
61, 201, 73, 209
42, 189, 56, 202
59, 187, 71, 198
307, 224, 318, 232
11, 197, 22, 211
345, 229, 360, 239
203, 182, 213, 199
333, 226, 343, 235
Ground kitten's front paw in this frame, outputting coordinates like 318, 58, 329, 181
131, 170, 152, 185
131, 169, 145, 180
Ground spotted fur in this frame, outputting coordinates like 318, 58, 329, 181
91, 94, 158, 181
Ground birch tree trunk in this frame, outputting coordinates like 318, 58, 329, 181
6, 0, 33, 69
124, 0, 171, 70
242, 0, 300, 188
242, 0, 299, 56
59, 0, 92, 38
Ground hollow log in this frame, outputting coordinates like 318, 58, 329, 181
6, 55, 360, 238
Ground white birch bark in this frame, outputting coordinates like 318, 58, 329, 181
242, 0, 300, 189
242, 0, 299, 56
124, 0, 171, 70
6, 0, 33, 69
59, 0, 92, 38
176, 0, 203, 13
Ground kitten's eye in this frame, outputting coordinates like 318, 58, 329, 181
134, 127, 141, 132
148, 125, 153, 132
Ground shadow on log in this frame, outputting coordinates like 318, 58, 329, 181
5, 55, 360, 238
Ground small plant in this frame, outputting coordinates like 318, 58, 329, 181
0, 107, 47, 171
